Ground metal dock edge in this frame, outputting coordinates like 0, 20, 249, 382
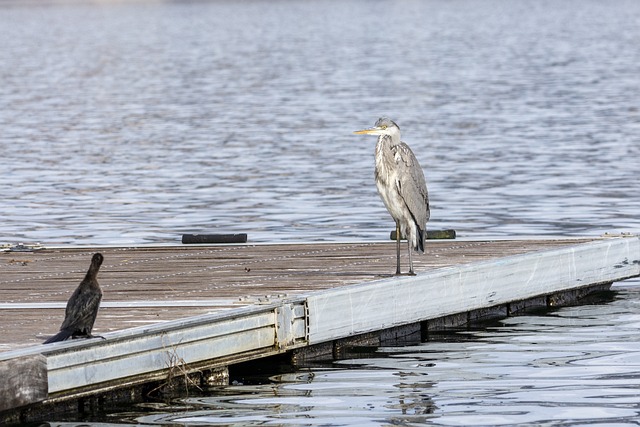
0, 237, 639, 415
306, 236, 640, 342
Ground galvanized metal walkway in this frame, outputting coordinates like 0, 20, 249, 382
0, 237, 639, 419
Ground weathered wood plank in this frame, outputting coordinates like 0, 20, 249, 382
0, 354, 47, 411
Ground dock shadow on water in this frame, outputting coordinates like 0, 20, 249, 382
36, 280, 640, 426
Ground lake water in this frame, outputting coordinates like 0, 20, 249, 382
1, 0, 639, 245
2, 0, 640, 425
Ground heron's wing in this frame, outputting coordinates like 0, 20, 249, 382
60, 283, 102, 332
394, 142, 430, 228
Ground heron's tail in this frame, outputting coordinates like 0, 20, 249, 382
43, 329, 73, 344
415, 227, 425, 253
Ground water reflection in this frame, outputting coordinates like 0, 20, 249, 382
130, 370, 439, 426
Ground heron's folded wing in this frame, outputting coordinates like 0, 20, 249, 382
394, 143, 430, 227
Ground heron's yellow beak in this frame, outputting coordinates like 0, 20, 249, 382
353, 127, 379, 135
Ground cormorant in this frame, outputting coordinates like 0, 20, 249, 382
44, 253, 104, 344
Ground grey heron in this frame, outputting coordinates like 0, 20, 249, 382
44, 253, 104, 343
354, 118, 430, 275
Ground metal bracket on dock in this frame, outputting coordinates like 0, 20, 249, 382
275, 302, 307, 349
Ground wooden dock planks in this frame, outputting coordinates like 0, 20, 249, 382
0, 239, 597, 351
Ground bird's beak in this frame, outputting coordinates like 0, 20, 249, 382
353, 126, 382, 135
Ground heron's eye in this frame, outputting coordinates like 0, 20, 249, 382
380, 125, 387, 130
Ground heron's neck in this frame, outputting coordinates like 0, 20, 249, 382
375, 135, 396, 156
375, 135, 396, 179
379, 134, 400, 148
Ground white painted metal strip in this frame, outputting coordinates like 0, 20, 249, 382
0, 300, 239, 309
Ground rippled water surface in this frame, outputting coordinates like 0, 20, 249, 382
1, 0, 639, 245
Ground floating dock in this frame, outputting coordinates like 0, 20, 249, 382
0, 236, 639, 422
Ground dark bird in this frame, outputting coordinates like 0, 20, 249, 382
355, 118, 430, 275
44, 253, 104, 344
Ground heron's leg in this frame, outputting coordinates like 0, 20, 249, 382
407, 241, 415, 275
395, 221, 401, 275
